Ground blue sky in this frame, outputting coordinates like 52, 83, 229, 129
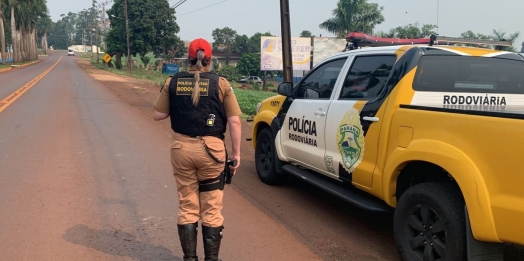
47, 0, 523, 50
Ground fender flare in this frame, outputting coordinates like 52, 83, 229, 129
251, 110, 278, 148
252, 113, 285, 174
383, 139, 500, 242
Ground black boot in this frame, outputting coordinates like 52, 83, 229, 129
202, 225, 224, 261
177, 222, 199, 261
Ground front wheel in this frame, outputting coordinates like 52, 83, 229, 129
255, 128, 286, 185
394, 182, 466, 261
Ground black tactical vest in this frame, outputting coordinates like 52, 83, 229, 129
168, 72, 227, 139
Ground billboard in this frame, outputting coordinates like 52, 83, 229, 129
260, 37, 311, 71
312, 37, 347, 67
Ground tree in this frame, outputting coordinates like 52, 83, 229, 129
248, 32, 273, 54
383, 23, 437, 39
49, 12, 80, 48
236, 53, 260, 77
300, 30, 313, 37
217, 64, 240, 81
0, 0, 6, 64
233, 34, 250, 56
37, 13, 53, 55
460, 29, 521, 52
460, 30, 490, 40
490, 29, 520, 52
140, 53, 151, 68
157, 34, 186, 64
7, 0, 21, 62
5, 0, 49, 62
212, 27, 237, 65
48, 17, 72, 50
105, 6, 127, 67
521, 42, 524, 53
106, 0, 180, 69
212, 58, 219, 72
319, 0, 384, 38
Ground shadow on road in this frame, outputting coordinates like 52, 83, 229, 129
63, 224, 182, 261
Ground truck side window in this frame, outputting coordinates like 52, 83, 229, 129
413, 55, 524, 94
339, 55, 396, 100
295, 58, 347, 100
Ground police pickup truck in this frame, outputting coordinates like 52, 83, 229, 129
249, 34, 524, 261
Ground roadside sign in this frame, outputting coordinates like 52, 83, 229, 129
103, 53, 112, 63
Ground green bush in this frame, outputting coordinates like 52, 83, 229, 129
141, 55, 151, 68
234, 88, 278, 116
217, 65, 240, 82
212, 59, 220, 73
251, 83, 261, 91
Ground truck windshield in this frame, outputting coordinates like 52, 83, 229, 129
413, 55, 524, 94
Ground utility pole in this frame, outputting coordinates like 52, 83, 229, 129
280, 0, 293, 83
437, 0, 440, 34
95, 26, 99, 63
124, 0, 131, 74
83, 30, 86, 54
90, 22, 93, 58
102, 2, 107, 52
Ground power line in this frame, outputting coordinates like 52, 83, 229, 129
177, 0, 227, 16
171, 0, 187, 9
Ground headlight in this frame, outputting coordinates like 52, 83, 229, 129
255, 102, 262, 115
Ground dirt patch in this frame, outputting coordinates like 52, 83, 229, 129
238, 84, 252, 90
76, 59, 173, 136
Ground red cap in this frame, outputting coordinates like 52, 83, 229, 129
188, 38, 212, 58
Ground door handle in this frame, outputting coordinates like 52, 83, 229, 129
314, 111, 326, 116
363, 116, 379, 122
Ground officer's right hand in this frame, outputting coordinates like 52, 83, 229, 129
228, 156, 240, 175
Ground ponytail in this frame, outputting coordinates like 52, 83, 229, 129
191, 50, 206, 106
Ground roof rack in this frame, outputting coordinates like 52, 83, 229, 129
429, 35, 512, 47
343, 32, 512, 51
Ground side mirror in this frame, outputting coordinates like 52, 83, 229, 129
277, 82, 293, 96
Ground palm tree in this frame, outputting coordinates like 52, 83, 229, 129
6, 0, 47, 62
319, 0, 385, 38
26, 0, 48, 59
7, 0, 21, 62
0, 0, 7, 64
491, 29, 521, 52
37, 13, 52, 55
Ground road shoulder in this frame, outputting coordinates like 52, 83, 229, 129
75, 58, 324, 261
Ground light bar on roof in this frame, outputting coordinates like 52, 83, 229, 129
435, 36, 512, 47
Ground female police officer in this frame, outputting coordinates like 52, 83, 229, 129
152, 38, 241, 261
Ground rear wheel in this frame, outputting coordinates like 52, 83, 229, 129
255, 128, 286, 185
394, 182, 466, 261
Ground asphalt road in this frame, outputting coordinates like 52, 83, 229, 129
1, 51, 523, 261
0, 52, 320, 261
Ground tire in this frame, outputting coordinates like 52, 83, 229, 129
255, 128, 286, 185
394, 182, 466, 261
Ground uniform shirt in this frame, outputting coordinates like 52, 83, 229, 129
153, 67, 242, 117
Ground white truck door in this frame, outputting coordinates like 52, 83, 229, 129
324, 54, 397, 187
279, 57, 350, 173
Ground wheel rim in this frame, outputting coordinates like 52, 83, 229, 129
405, 204, 446, 261
256, 134, 273, 176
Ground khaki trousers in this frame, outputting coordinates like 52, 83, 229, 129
170, 132, 226, 227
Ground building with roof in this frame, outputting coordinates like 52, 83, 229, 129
175, 41, 241, 69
